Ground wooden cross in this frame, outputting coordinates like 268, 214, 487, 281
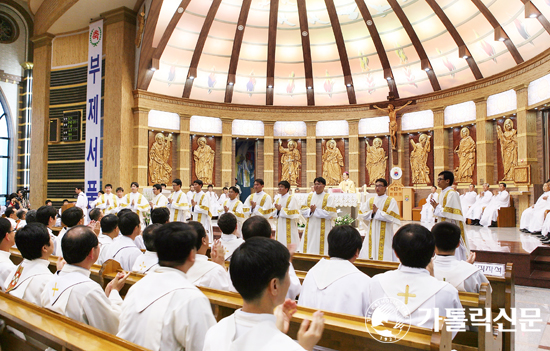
52, 282, 59, 296
397, 285, 416, 305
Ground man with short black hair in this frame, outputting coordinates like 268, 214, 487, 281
5, 223, 56, 305
203, 237, 324, 351
115, 187, 125, 213
131, 224, 160, 274
106, 212, 143, 271
150, 184, 168, 210
117, 222, 216, 350
0, 218, 15, 288
432, 222, 489, 293
207, 184, 219, 216
4, 207, 17, 228
75, 186, 89, 224
218, 212, 244, 260
168, 178, 189, 222
273, 180, 301, 247
219, 186, 245, 235
299, 225, 371, 316
358, 178, 401, 261
243, 179, 273, 220
41, 226, 129, 334
36, 205, 57, 246
187, 184, 195, 204
120, 182, 151, 227
218, 186, 229, 206
94, 184, 118, 215
16, 209, 27, 230
56, 207, 84, 257
26, 210, 37, 224
191, 179, 213, 242
45, 200, 53, 206
420, 186, 439, 223
96, 214, 120, 265
300, 177, 337, 255
480, 183, 510, 227
151, 207, 170, 224
368, 224, 463, 336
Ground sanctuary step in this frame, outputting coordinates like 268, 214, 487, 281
529, 246, 550, 288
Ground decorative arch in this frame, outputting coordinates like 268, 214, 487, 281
0, 87, 13, 205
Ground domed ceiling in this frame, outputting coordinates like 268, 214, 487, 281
137, 0, 550, 106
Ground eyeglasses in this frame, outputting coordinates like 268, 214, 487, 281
375, 184, 386, 188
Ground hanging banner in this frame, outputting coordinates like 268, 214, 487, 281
85, 19, 103, 205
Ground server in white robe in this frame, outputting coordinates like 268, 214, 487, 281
206, 185, 219, 216
432, 222, 489, 293
55, 207, 85, 258
105, 212, 143, 271
75, 186, 89, 224
466, 183, 493, 225
219, 186, 245, 236
167, 178, 189, 222
5, 223, 55, 305
420, 186, 439, 223
203, 237, 324, 351
96, 214, 120, 265
186, 221, 231, 291
298, 225, 371, 316
131, 224, 160, 274
432, 171, 470, 261
358, 178, 401, 261
243, 179, 273, 220
521, 183, 550, 232
41, 226, 129, 334
149, 184, 168, 210
480, 183, 510, 227
191, 179, 214, 242
114, 187, 126, 213
460, 184, 477, 217
368, 224, 463, 338
119, 182, 151, 226
218, 187, 229, 207
186, 184, 195, 203
117, 222, 216, 351
300, 177, 337, 255
0, 218, 17, 290
272, 181, 301, 248
218, 213, 245, 260
94, 184, 119, 215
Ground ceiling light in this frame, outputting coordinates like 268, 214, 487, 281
458, 45, 471, 60
229, 82, 234, 86
189, 76, 194, 80
386, 77, 392, 81
150, 67, 157, 71
267, 85, 273, 88
307, 86, 312, 89
421, 59, 432, 72
346, 83, 351, 87
525, 1, 541, 18
494, 26, 508, 42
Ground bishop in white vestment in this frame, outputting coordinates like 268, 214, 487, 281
522, 183, 550, 233
272, 181, 301, 248
465, 183, 493, 224
168, 180, 189, 222
420, 187, 438, 223
191, 181, 214, 242
460, 185, 477, 216
243, 180, 273, 220
479, 184, 510, 227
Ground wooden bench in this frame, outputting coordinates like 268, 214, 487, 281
412, 198, 426, 221
496, 197, 515, 228
0, 292, 149, 351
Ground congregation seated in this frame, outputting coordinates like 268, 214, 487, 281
0, 217, 16, 287
41, 225, 129, 334
186, 220, 231, 290
466, 183, 493, 225
96, 214, 120, 265
298, 225, 371, 316
36, 205, 57, 245
203, 237, 325, 351
432, 222, 489, 293
15, 209, 27, 230
420, 186, 438, 223
117, 222, 217, 351
4, 223, 57, 305
460, 184, 477, 217
479, 183, 510, 227
521, 182, 550, 234
105, 212, 143, 271
131, 223, 160, 274
218, 212, 244, 260
368, 223, 463, 337
56, 206, 85, 257
88, 207, 104, 235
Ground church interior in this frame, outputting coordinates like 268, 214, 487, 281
2, 0, 550, 350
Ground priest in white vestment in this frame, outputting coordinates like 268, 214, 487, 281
96, 214, 120, 265
460, 184, 477, 218
41, 226, 129, 334
219, 186, 245, 236
432, 222, 489, 293
114, 187, 125, 214
105, 212, 143, 271
432, 171, 470, 261
55, 207, 84, 258
358, 178, 401, 261
0, 218, 15, 290
420, 186, 439, 223
300, 177, 337, 255
117, 222, 216, 351
466, 183, 493, 225
243, 179, 273, 220
167, 179, 189, 222
207, 185, 219, 216
480, 183, 510, 227
368, 224, 463, 338
186, 221, 230, 290
5, 223, 56, 305
298, 225, 370, 316
203, 237, 325, 351
186, 184, 195, 203
272, 180, 301, 248
94, 184, 119, 215
131, 224, 160, 274
218, 213, 245, 260
191, 180, 214, 242
521, 183, 550, 233
149, 184, 168, 210
119, 182, 151, 227
338, 171, 356, 193
75, 186, 89, 224
218, 187, 229, 207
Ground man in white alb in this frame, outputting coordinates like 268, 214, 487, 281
272, 180, 301, 248
243, 179, 273, 221
96, 214, 119, 265
218, 187, 229, 207
460, 184, 477, 217
0, 218, 16, 290
168, 178, 189, 222
41, 226, 129, 334
120, 182, 151, 227
298, 225, 370, 316
149, 184, 168, 210
218, 213, 244, 261
75, 186, 89, 224
106, 212, 143, 271
420, 186, 438, 223
207, 184, 219, 217
186, 184, 195, 203
300, 177, 337, 255
131, 224, 160, 274
94, 184, 119, 215
55, 207, 84, 258
117, 222, 217, 351
466, 183, 493, 226
219, 186, 245, 236
480, 183, 510, 227
191, 179, 214, 242
368, 224, 463, 338
432, 222, 489, 293
358, 178, 401, 261
114, 187, 125, 213
521, 182, 550, 233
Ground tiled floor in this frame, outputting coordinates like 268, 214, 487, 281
515, 285, 550, 351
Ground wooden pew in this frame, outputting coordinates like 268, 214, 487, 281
0, 292, 149, 351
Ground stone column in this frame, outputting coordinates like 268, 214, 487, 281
179, 114, 191, 186
348, 119, 360, 187
432, 107, 448, 177
306, 121, 317, 187
132, 107, 149, 185
101, 7, 136, 188
30, 33, 54, 207
221, 118, 233, 188
264, 122, 275, 197
475, 98, 493, 185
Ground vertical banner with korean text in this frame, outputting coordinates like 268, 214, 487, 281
85, 20, 103, 205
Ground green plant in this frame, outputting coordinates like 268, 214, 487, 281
335, 214, 355, 226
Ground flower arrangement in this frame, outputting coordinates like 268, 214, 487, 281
144, 212, 151, 227
335, 214, 355, 226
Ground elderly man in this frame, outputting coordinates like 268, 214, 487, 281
466, 183, 493, 226
521, 183, 550, 234
460, 184, 477, 217
480, 183, 510, 227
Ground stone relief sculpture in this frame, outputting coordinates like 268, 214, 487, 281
410, 133, 432, 184
322, 139, 344, 186
194, 137, 215, 184
372, 101, 412, 150
454, 127, 476, 183
279, 139, 301, 186
366, 138, 388, 185
497, 118, 518, 181
149, 132, 173, 184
